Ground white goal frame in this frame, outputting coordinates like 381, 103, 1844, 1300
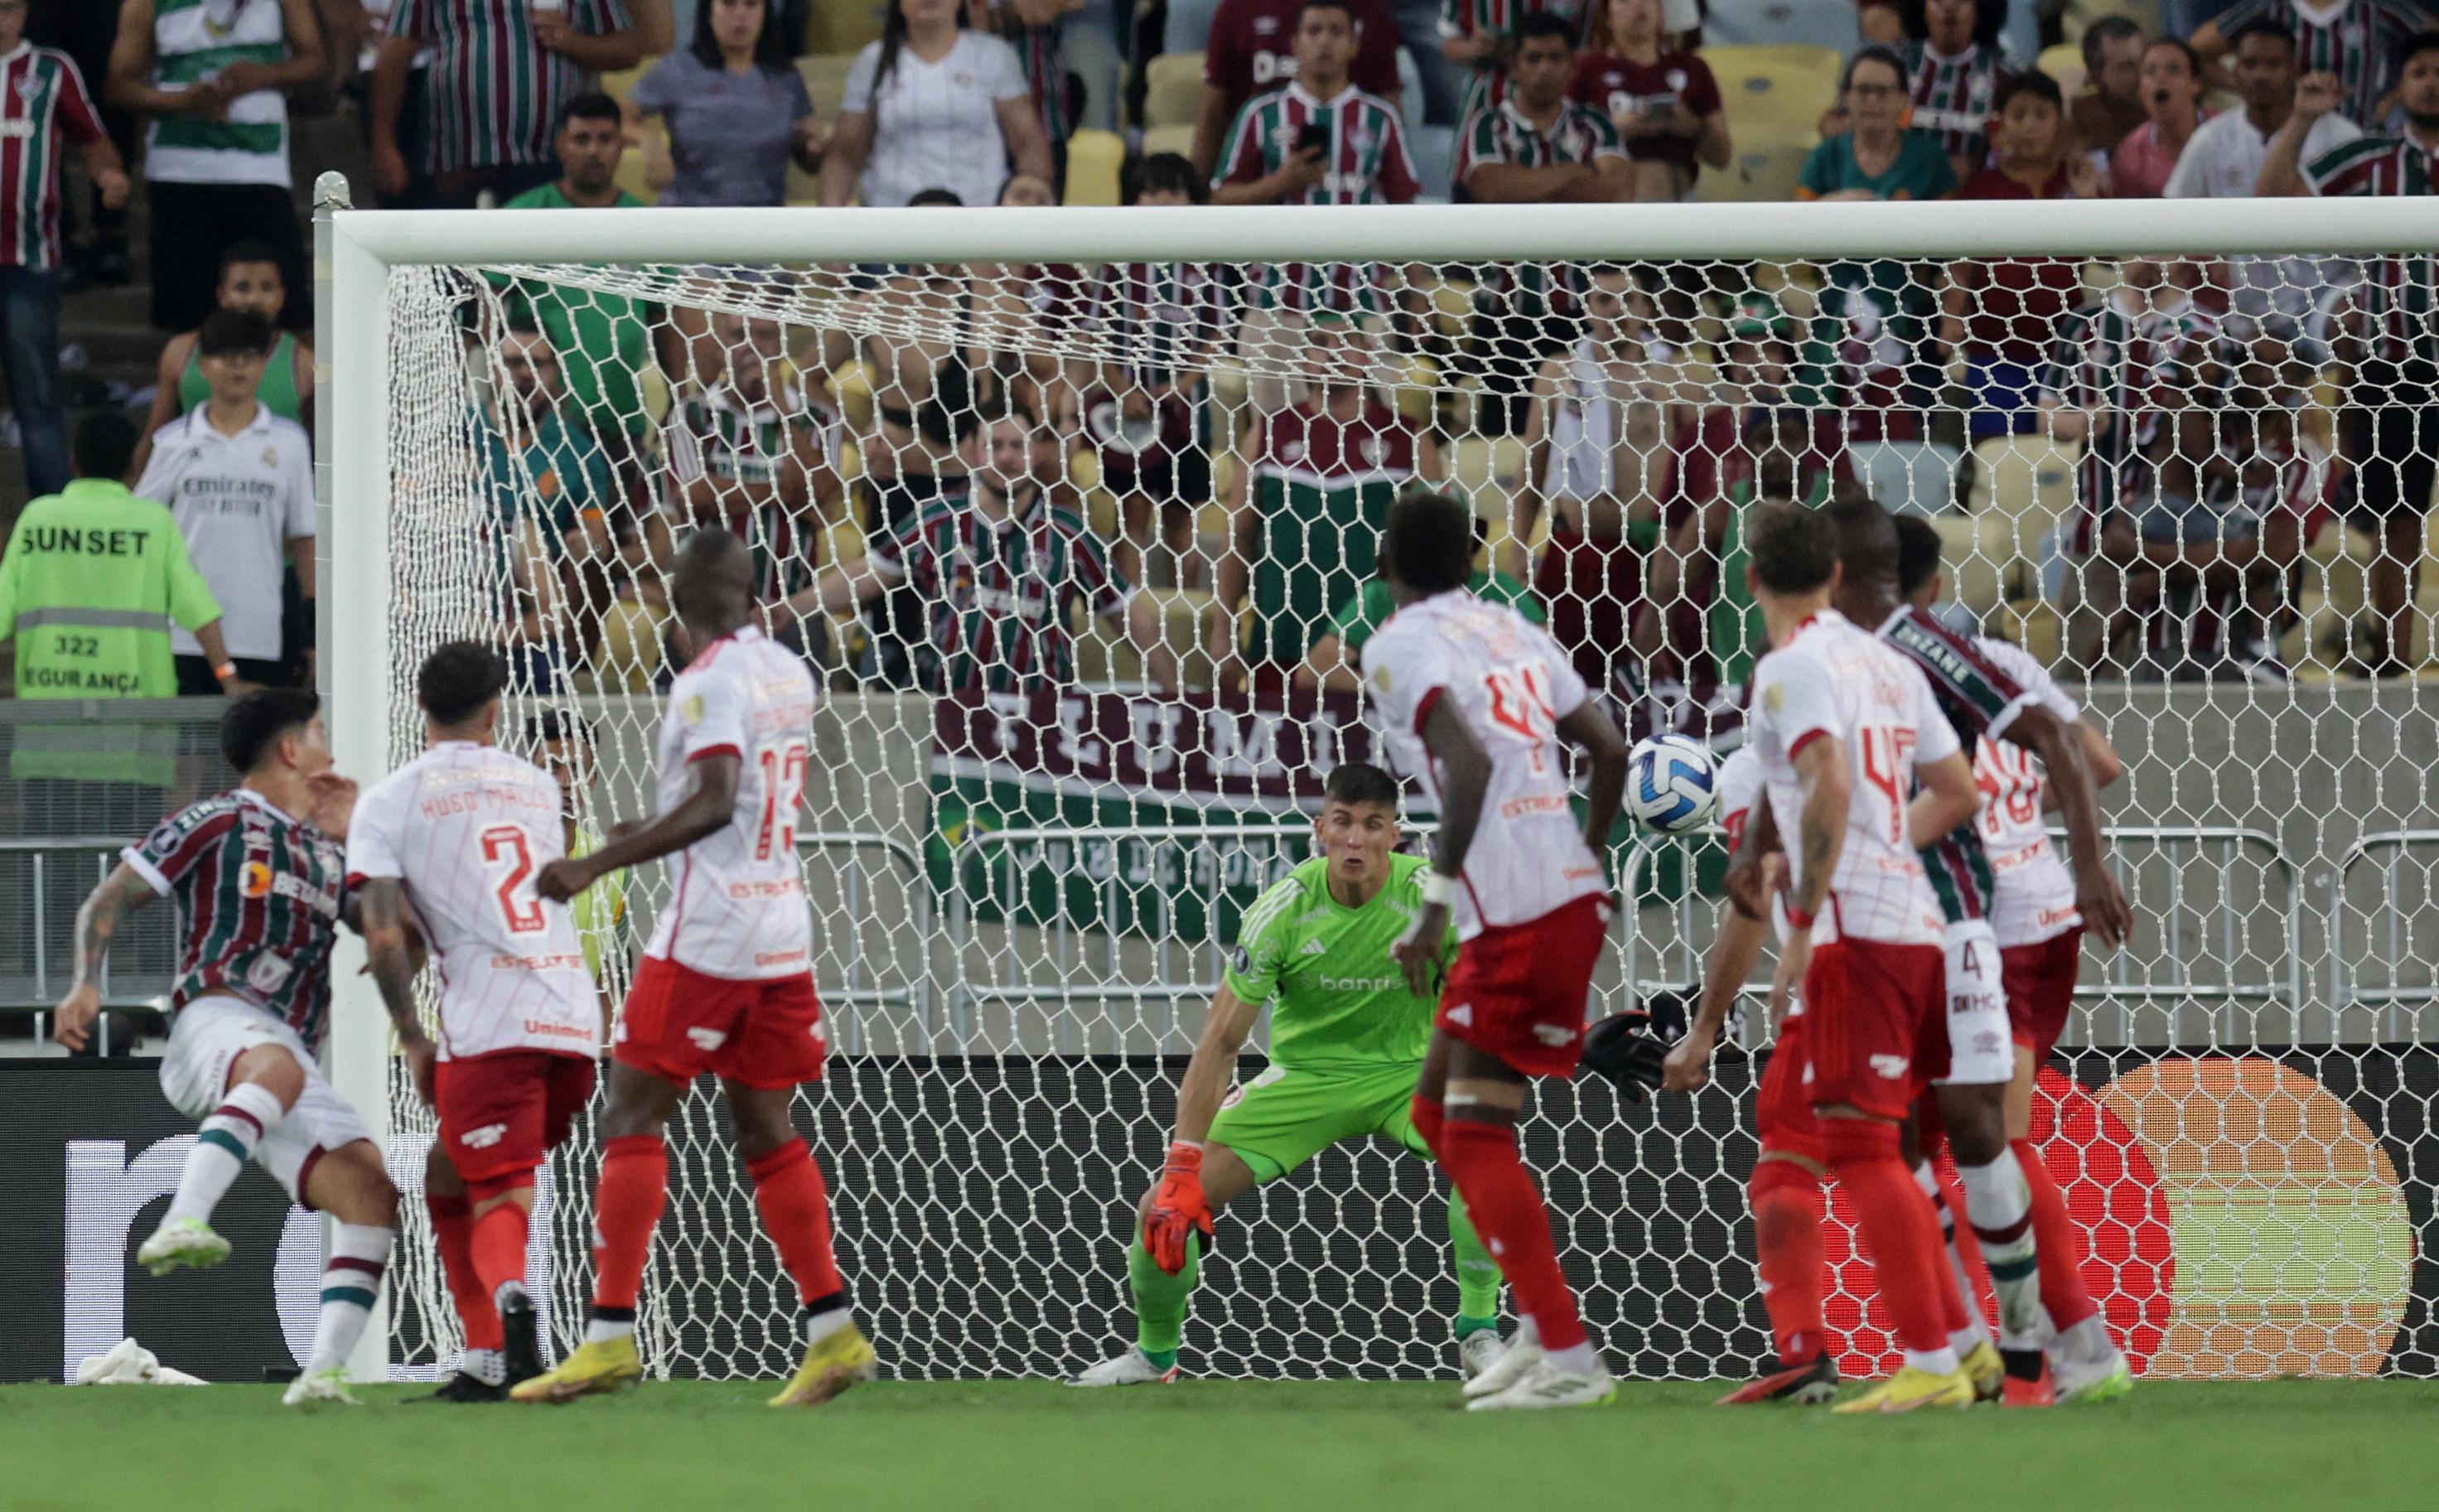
315, 176, 2439, 1382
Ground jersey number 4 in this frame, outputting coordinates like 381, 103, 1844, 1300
1484, 664, 1557, 773
480, 824, 547, 934
755, 741, 810, 862
1859, 725, 1919, 847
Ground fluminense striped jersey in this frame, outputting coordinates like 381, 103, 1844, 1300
1439, 0, 1591, 123
145, 0, 292, 187
1076, 260, 1228, 388
1877, 605, 2041, 925
997, 6, 1070, 146
1216, 82, 1419, 312
0, 45, 106, 270
2214, 0, 2428, 126
664, 381, 828, 601
123, 788, 350, 1046
1454, 95, 1623, 181
2036, 292, 2229, 549
1248, 399, 1418, 665
2305, 134, 2439, 365
871, 487, 1133, 695
1896, 38, 2014, 167
386, 0, 632, 174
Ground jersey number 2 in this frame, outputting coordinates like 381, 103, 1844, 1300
481, 824, 546, 934
756, 742, 810, 862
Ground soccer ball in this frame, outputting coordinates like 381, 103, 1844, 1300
1625, 734, 1719, 835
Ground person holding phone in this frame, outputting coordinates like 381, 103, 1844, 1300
1214, 0, 1422, 414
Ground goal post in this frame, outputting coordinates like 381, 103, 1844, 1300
320, 177, 2438, 1385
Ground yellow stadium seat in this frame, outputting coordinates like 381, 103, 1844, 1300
1143, 51, 1208, 130
1065, 129, 1125, 205
612, 143, 658, 206
2037, 41, 2085, 98
799, 53, 862, 123
1706, 44, 1843, 129
1968, 433, 2080, 600
2061, 0, 2159, 46
1142, 123, 1196, 162
1698, 123, 1818, 202
1934, 513, 2018, 622
804, 1, 887, 57
600, 57, 655, 104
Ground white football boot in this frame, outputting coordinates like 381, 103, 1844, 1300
1066, 1347, 1179, 1387
1466, 1355, 1617, 1413
136, 1217, 230, 1278
1461, 1316, 1541, 1400
1458, 1329, 1509, 1383
282, 1369, 361, 1408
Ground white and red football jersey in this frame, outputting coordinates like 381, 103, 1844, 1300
345, 741, 599, 1061
1750, 610, 1957, 949
1361, 588, 1609, 939
1971, 635, 2083, 948
1715, 744, 1761, 855
646, 626, 819, 980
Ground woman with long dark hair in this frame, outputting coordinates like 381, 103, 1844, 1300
819, 0, 1053, 209
625, 0, 823, 207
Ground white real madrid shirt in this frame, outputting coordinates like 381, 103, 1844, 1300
133, 403, 314, 661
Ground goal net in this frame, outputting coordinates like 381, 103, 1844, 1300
328, 196, 2435, 1384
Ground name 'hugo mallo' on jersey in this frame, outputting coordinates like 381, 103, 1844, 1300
345, 741, 598, 1058
1360, 589, 1608, 939
648, 626, 820, 979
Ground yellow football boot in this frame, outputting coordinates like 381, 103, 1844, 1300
510, 1335, 644, 1403
1830, 1365, 1978, 1414
770, 1321, 877, 1408
1960, 1341, 2005, 1402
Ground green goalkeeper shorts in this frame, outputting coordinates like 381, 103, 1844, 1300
1206, 1062, 1429, 1184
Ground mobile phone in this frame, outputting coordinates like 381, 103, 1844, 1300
1295, 121, 1331, 158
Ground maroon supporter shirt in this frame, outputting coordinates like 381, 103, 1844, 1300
1204, 0, 1403, 113
1568, 50, 1719, 176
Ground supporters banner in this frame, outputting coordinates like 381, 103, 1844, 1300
924, 686, 1708, 940
925, 684, 1384, 940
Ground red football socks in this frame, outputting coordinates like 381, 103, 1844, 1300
591, 1134, 669, 1314
1820, 1118, 1952, 1356
1748, 1158, 1828, 1366
471, 1199, 530, 1300
747, 1138, 843, 1307
426, 1190, 501, 1350
2015, 1138, 2099, 1332
1437, 1116, 1586, 1354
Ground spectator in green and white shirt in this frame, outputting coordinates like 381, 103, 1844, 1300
106, 0, 324, 333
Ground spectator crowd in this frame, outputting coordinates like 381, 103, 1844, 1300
5, 0, 2439, 737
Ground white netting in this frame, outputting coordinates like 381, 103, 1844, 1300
365, 230, 2434, 1384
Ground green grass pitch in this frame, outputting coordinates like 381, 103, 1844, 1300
4, 1379, 2432, 1512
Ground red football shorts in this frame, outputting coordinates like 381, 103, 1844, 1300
1753, 1010, 1826, 1166
615, 955, 828, 1090
435, 1049, 597, 1190
1802, 936, 1948, 1121
1436, 894, 1611, 1078
2002, 926, 2084, 1062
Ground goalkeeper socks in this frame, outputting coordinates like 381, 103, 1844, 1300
1436, 1117, 1586, 1355
1915, 1161, 1991, 1356
1128, 1230, 1197, 1358
2015, 1138, 2100, 1334
425, 1191, 503, 1351
169, 1081, 286, 1225
1444, 1188, 1504, 1326
1748, 1158, 1828, 1366
589, 1133, 668, 1322
747, 1138, 844, 1307
1821, 1118, 1955, 1370
471, 1200, 530, 1311
307, 1222, 394, 1374
1957, 1151, 2047, 1354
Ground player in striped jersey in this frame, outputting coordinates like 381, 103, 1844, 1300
1893, 516, 2135, 1403
52, 689, 398, 1408
2271, 36, 2439, 674
1438, 0, 1590, 127
2197, 0, 2432, 129
1894, 0, 2016, 181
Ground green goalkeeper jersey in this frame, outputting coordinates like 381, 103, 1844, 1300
1222, 852, 1457, 1071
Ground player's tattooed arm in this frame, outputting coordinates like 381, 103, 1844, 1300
53, 864, 158, 1050
358, 878, 439, 1104
1788, 737, 1847, 926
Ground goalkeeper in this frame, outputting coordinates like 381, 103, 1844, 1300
1070, 761, 1508, 1385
